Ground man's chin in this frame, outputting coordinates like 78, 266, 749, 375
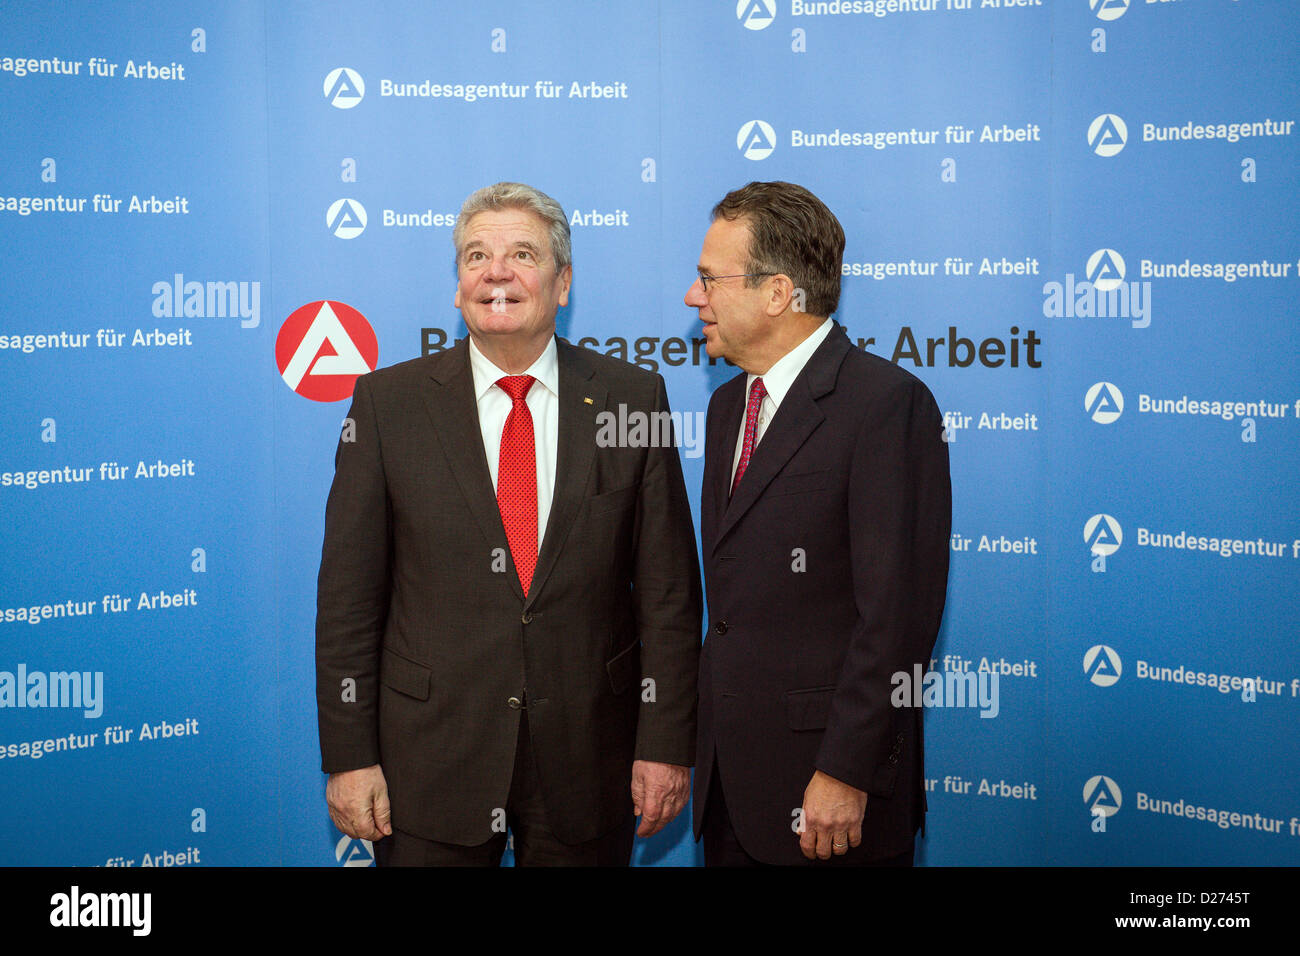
466, 312, 527, 336
701, 327, 723, 358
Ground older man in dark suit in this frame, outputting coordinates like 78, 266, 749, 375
685, 181, 951, 866
316, 182, 701, 865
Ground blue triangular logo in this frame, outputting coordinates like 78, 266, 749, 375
1092, 116, 1125, 149
1088, 652, 1118, 680
330, 202, 363, 232
329, 73, 360, 102
1089, 523, 1117, 549
744, 125, 774, 153
1090, 252, 1122, 283
1090, 388, 1118, 416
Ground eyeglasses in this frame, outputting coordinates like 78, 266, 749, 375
697, 272, 774, 293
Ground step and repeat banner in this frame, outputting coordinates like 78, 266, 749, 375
2, 1, 1296, 867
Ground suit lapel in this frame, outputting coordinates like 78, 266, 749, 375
527, 338, 604, 608
422, 341, 524, 602
704, 374, 746, 542
712, 324, 851, 554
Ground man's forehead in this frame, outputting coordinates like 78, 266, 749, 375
700, 215, 751, 267
461, 208, 548, 243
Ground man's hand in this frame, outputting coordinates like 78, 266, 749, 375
326, 764, 393, 841
799, 770, 868, 860
630, 760, 690, 838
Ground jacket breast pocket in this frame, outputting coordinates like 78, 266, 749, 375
766, 468, 829, 498
380, 648, 431, 701
785, 685, 836, 731
587, 483, 638, 518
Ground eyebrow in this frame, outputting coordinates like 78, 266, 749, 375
462, 239, 543, 258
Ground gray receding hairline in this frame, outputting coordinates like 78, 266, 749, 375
452, 182, 572, 270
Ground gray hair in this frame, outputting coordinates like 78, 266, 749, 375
453, 182, 572, 270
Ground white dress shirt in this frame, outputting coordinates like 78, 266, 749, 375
468, 335, 559, 545
731, 317, 834, 487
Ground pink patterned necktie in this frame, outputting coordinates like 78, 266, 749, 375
496, 375, 537, 595
731, 377, 767, 496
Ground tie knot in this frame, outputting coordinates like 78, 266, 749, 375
497, 375, 535, 403
750, 377, 767, 402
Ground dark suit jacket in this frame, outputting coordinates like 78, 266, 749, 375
316, 336, 701, 847
693, 323, 951, 864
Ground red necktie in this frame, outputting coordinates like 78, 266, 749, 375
731, 377, 767, 496
496, 375, 537, 595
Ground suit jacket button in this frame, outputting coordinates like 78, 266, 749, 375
521, 611, 533, 624
896, 732, 905, 744
713, 621, 729, 635
507, 696, 523, 710
888, 752, 900, 765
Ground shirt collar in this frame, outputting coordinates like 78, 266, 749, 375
747, 317, 833, 410
468, 335, 559, 403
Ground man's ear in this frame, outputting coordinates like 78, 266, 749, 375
557, 264, 573, 307
765, 273, 795, 317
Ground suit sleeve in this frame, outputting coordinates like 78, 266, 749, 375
629, 374, 703, 766
315, 374, 391, 773
814, 376, 951, 794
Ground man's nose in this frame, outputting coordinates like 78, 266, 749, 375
484, 254, 514, 280
684, 277, 706, 307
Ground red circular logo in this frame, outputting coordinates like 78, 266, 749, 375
275, 300, 378, 403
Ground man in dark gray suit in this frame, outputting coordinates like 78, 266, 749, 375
685, 181, 950, 866
316, 182, 701, 865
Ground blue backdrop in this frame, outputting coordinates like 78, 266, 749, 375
2, 0, 1297, 867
